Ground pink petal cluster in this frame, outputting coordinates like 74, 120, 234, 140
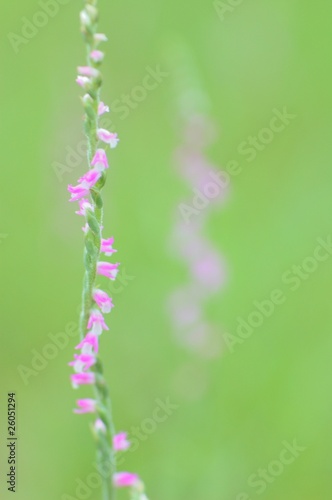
91, 149, 109, 171
69, 353, 96, 372
87, 309, 109, 335
101, 237, 116, 256
98, 102, 109, 115
71, 372, 95, 389
97, 128, 119, 148
76, 332, 99, 354
78, 169, 101, 186
90, 50, 104, 63
70, 332, 98, 393
113, 432, 130, 451
113, 472, 139, 488
78, 66, 99, 78
93, 289, 114, 313
74, 399, 97, 414
97, 262, 119, 280
68, 168, 101, 202
76, 76, 90, 88
75, 198, 94, 216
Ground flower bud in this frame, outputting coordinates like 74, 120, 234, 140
85, 4, 98, 23
80, 10, 90, 27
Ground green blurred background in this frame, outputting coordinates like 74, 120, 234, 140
1, 0, 332, 499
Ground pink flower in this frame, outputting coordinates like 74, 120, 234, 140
113, 472, 139, 488
97, 129, 119, 148
98, 102, 110, 115
94, 33, 108, 43
113, 432, 130, 451
68, 184, 90, 202
76, 76, 90, 87
91, 149, 109, 171
71, 372, 95, 389
74, 399, 97, 414
77, 66, 99, 78
97, 262, 119, 280
94, 418, 107, 433
101, 237, 116, 256
69, 353, 96, 372
93, 289, 114, 313
75, 198, 94, 216
90, 50, 104, 63
87, 310, 109, 335
78, 169, 101, 187
76, 332, 99, 354
68, 169, 101, 202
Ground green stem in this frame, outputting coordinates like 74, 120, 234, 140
94, 358, 116, 500
77, 2, 116, 499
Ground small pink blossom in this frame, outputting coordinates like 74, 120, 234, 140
71, 372, 95, 389
74, 399, 97, 414
68, 169, 101, 202
91, 149, 109, 171
97, 129, 119, 148
98, 102, 110, 115
113, 472, 139, 488
77, 66, 99, 78
93, 289, 114, 313
75, 198, 94, 216
76, 76, 90, 87
78, 168, 101, 187
68, 185, 90, 202
94, 418, 107, 433
113, 432, 130, 451
101, 237, 116, 256
76, 332, 99, 354
94, 33, 108, 43
87, 309, 109, 335
97, 262, 119, 280
69, 353, 96, 372
90, 50, 104, 63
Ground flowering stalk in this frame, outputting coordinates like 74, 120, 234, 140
67, 2, 149, 500
168, 46, 228, 359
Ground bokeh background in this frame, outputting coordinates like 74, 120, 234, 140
1, 0, 332, 499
